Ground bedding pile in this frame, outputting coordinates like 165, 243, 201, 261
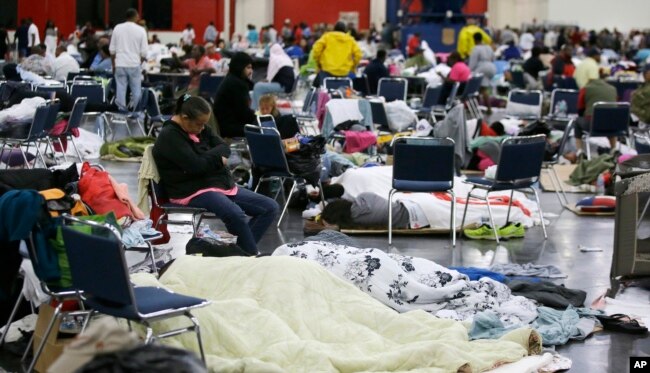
132, 255, 539, 372
332, 166, 539, 229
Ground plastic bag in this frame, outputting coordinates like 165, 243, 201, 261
285, 136, 326, 186
385, 100, 417, 132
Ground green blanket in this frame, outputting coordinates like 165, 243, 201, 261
132, 256, 539, 372
100, 136, 156, 159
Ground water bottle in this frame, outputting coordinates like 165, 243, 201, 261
596, 174, 605, 195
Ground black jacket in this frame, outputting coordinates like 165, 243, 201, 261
272, 65, 296, 93
363, 58, 389, 95
153, 120, 233, 199
213, 52, 256, 138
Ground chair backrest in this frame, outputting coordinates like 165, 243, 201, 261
198, 74, 224, 99
323, 77, 352, 91
547, 120, 575, 163
556, 77, 578, 90
61, 216, 136, 314
392, 137, 455, 190
459, 74, 483, 100
377, 77, 408, 102
67, 97, 88, 131
510, 70, 526, 89
549, 89, 579, 117
43, 100, 61, 133
20, 104, 52, 140
300, 87, 318, 115
422, 85, 442, 108
244, 124, 291, 174
72, 75, 96, 84
35, 84, 68, 97
369, 100, 390, 130
144, 88, 163, 118
506, 89, 543, 118
591, 102, 630, 134
70, 83, 105, 105
353, 75, 370, 97
495, 134, 546, 182
256, 114, 277, 130
634, 133, 650, 154
439, 81, 460, 108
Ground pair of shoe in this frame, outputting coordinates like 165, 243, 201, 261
464, 222, 525, 240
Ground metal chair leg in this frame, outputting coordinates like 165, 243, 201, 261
70, 136, 83, 162
146, 241, 159, 276
27, 302, 63, 373
186, 312, 206, 364
0, 291, 24, 347
550, 165, 569, 207
585, 135, 591, 160
277, 180, 297, 228
388, 189, 396, 246
450, 190, 456, 247
531, 187, 548, 239
460, 186, 475, 232
505, 189, 515, 225
484, 193, 500, 244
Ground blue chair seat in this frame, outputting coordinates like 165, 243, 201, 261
394, 180, 452, 192
85, 286, 206, 320
465, 176, 535, 191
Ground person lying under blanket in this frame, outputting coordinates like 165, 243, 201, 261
321, 192, 430, 229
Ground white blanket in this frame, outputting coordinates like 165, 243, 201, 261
132, 255, 536, 372
326, 99, 363, 126
0, 96, 46, 125
332, 166, 538, 228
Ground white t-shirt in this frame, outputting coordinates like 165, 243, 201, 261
53, 52, 80, 81
109, 21, 148, 68
28, 23, 40, 47
181, 28, 196, 45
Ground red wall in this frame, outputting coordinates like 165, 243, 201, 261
274, 0, 371, 31
171, 0, 234, 39
464, 0, 488, 14
18, 0, 77, 38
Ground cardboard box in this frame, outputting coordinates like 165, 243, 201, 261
32, 304, 77, 373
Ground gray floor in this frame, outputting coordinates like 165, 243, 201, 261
100, 156, 649, 373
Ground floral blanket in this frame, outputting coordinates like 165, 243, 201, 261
273, 241, 538, 326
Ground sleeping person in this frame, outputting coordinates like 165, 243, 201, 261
321, 192, 429, 229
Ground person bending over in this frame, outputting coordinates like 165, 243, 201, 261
153, 95, 279, 254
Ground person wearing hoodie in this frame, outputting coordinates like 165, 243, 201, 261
251, 44, 296, 110
311, 21, 362, 87
154, 95, 278, 255
213, 52, 257, 138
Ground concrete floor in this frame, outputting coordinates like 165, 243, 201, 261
100, 155, 650, 373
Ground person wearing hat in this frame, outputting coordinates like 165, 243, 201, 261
631, 64, 650, 125
574, 47, 602, 88
213, 52, 256, 138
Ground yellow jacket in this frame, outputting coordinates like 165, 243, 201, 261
312, 31, 362, 76
457, 25, 492, 59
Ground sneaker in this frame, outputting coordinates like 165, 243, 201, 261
464, 224, 497, 240
498, 222, 525, 239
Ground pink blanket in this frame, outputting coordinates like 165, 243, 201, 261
342, 130, 377, 153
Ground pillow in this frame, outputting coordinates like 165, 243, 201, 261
575, 196, 616, 212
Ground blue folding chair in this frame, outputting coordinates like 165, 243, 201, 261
198, 74, 224, 101
390, 136, 456, 246
46, 97, 87, 163
460, 134, 548, 243
377, 77, 408, 102
370, 100, 390, 131
353, 74, 371, 97
585, 102, 631, 160
257, 114, 277, 130
510, 70, 526, 89
548, 89, 579, 122
459, 74, 484, 119
323, 77, 353, 91
60, 215, 210, 363
244, 124, 324, 228
634, 133, 650, 154
556, 77, 578, 90
543, 120, 575, 207
506, 89, 543, 119
35, 83, 68, 97
143, 88, 172, 136
70, 82, 105, 105
0, 100, 60, 169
